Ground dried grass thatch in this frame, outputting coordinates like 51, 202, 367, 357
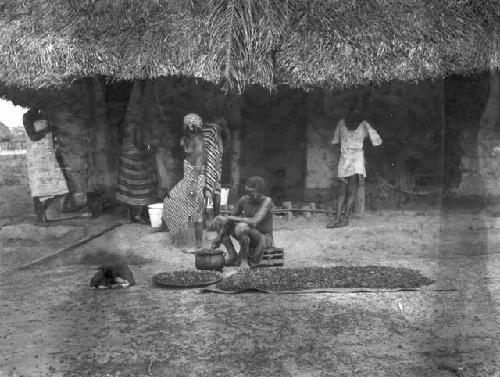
0, 0, 499, 92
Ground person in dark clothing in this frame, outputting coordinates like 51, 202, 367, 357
90, 264, 135, 288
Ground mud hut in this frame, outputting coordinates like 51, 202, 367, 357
0, 0, 499, 207
0, 122, 12, 142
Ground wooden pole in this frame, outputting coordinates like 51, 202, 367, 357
229, 95, 242, 201
17, 222, 124, 270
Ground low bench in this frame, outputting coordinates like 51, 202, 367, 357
260, 247, 284, 267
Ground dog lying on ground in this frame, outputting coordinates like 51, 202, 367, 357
90, 264, 136, 288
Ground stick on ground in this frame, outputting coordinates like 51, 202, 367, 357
17, 222, 125, 270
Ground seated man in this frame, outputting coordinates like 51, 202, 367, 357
211, 176, 273, 268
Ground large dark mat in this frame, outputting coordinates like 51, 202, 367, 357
153, 270, 222, 288
205, 266, 434, 294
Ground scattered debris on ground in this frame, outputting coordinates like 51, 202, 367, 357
1, 211, 498, 376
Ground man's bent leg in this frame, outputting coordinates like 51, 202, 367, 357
222, 235, 240, 266
234, 223, 268, 267
234, 223, 254, 265
237, 235, 250, 265
247, 230, 271, 268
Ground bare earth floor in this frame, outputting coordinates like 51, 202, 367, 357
0, 209, 499, 377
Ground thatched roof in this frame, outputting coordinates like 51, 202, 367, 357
0, 0, 499, 93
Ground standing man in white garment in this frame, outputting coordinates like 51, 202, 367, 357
328, 103, 382, 228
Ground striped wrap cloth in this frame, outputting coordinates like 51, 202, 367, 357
116, 145, 157, 207
202, 124, 223, 196
162, 160, 205, 235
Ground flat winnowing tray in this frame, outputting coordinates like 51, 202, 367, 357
153, 270, 222, 288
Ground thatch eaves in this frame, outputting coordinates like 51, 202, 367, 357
0, 0, 499, 93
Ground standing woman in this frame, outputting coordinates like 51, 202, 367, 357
162, 113, 206, 250
23, 108, 69, 223
115, 81, 158, 224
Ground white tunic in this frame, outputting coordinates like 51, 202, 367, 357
331, 119, 382, 178
26, 132, 69, 199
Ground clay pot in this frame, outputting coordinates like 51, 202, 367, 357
194, 249, 225, 272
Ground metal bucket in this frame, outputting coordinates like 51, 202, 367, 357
147, 203, 163, 228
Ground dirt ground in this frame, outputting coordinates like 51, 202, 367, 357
0, 207, 499, 377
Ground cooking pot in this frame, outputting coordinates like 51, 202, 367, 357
194, 249, 226, 272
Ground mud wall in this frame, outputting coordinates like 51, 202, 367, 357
238, 86, 307, 201
304, 80, 445, 205
61, 77, 447, 207
138, 81, 309, 202
448, 73, 500, 199
103, 74, 494, 207
6, 74, 489, 214
0, 153, 31, 219
52, 78, 118, 197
